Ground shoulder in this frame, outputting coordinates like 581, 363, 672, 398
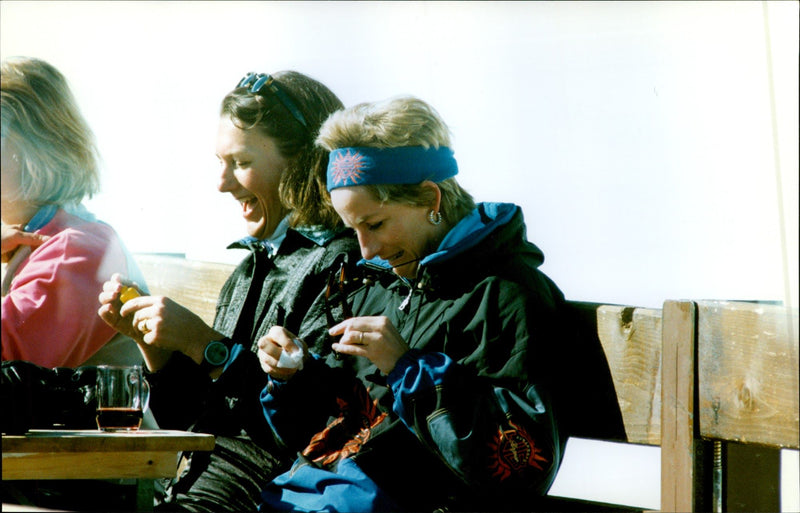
35, 215, 123, 264
282, 227, 360, 272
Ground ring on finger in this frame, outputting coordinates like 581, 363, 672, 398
139, 319, 150, 333
359, 331, 364, 344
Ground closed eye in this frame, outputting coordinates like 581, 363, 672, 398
366, 221, 383, 231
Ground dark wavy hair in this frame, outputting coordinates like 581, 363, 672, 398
220, 71, 344, 229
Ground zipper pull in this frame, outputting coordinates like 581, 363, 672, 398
398, 287, 414, 311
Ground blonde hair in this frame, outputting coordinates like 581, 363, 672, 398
1, 57, 100, 206
317, 96, 475, 224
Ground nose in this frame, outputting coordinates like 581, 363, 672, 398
217, 161, 237, 193
356, 231, 380, 261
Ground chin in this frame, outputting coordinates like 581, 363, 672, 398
392, 267, 417, 280
246, 222, 268, 239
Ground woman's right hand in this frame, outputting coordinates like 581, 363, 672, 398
98, 274, 145, 341
98, 273, 221, 359
1, 224, 49, 263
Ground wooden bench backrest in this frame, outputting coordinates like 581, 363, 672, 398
135, 254, 235, 326
696, 300, 799, 449
133, 255, 662, 444
558, 302, 663, 446
133, 255, 799, 511
662, 299, 799, 512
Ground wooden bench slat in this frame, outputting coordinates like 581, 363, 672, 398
697, 300, 799, 448
596, 305, 662, 446
135, 254, 235, 326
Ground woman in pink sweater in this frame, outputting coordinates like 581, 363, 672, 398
1, 57, 145, 368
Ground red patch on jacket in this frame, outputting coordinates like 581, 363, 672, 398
487, 421, 548, 481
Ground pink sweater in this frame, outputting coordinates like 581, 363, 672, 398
2, 208, 137, 367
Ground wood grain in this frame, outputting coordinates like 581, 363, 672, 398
2, 429, 215, 453
661, 300, 706, 512
135, 254, 235, 325
596, 305, 663, 446
697, 300, 799, 448
2, 451, 176, 480
2, 430, 214, 481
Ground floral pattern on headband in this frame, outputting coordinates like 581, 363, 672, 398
329, 149, 367, 188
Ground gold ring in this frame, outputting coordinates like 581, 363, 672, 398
139, 319, 150, 333
359, 331, 364, 344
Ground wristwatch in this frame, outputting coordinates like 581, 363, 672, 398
200, 338, 231, 373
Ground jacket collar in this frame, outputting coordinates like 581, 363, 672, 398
227, 219, 346, 254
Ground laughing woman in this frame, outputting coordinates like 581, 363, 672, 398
256, 96, 567, 512
97, 71, 360, 512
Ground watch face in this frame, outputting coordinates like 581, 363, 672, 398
205, 341, 229, 366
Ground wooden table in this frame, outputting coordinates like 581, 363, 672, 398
2, 429, 215, 510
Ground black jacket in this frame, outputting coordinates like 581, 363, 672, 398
262, 203, 567, 512
146, 226, 360, 512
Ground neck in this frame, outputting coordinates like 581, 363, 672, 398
1, 201, 41, 227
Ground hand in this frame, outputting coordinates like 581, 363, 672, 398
1, 224, 49, 263
257, 326, 308, 381
98, 273, 220, 357
329, 316, 409, 374
97, 273, 145, 341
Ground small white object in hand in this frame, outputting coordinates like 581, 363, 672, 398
277, 338, 305, 370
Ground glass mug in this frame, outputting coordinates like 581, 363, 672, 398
95, 365, 150, 431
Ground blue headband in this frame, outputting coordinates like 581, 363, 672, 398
326, 146, 458, 191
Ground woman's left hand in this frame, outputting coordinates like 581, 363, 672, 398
329, 316, 410, 374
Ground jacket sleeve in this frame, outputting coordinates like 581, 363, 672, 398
385, 287, 563, 497
145, 351, 215, 430
259, 355, 350, 451
146, 344, 270, 439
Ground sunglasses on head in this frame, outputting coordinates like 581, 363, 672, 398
237, 72, 309, 130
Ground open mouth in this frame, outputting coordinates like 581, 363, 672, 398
237, 196, 257, 218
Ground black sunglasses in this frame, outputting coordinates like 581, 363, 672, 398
237, 72, 309, 130
324, 262, 353, 359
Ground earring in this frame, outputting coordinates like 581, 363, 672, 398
428, 209, 442, 225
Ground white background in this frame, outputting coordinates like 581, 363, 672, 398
2, 1, 797, 509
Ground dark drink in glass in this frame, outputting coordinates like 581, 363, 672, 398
95, 365, 150, 431
96, 407, 143, 431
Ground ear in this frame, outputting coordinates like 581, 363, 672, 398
419, 180, 442, 212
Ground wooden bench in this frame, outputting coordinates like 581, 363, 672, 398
669, 300, 799, 512
135, 254, 233, 326
550, 300, 798, 512
133, 254, 799, 511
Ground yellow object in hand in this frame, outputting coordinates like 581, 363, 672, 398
119, 286, 141, 304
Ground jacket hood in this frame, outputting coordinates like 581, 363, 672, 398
360, 202, 544, 277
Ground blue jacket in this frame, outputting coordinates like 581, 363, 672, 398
260, 203, 566, 512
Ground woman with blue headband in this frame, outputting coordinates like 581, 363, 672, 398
256, 96, 566, 512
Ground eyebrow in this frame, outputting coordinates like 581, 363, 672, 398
216, 148, 252, 160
